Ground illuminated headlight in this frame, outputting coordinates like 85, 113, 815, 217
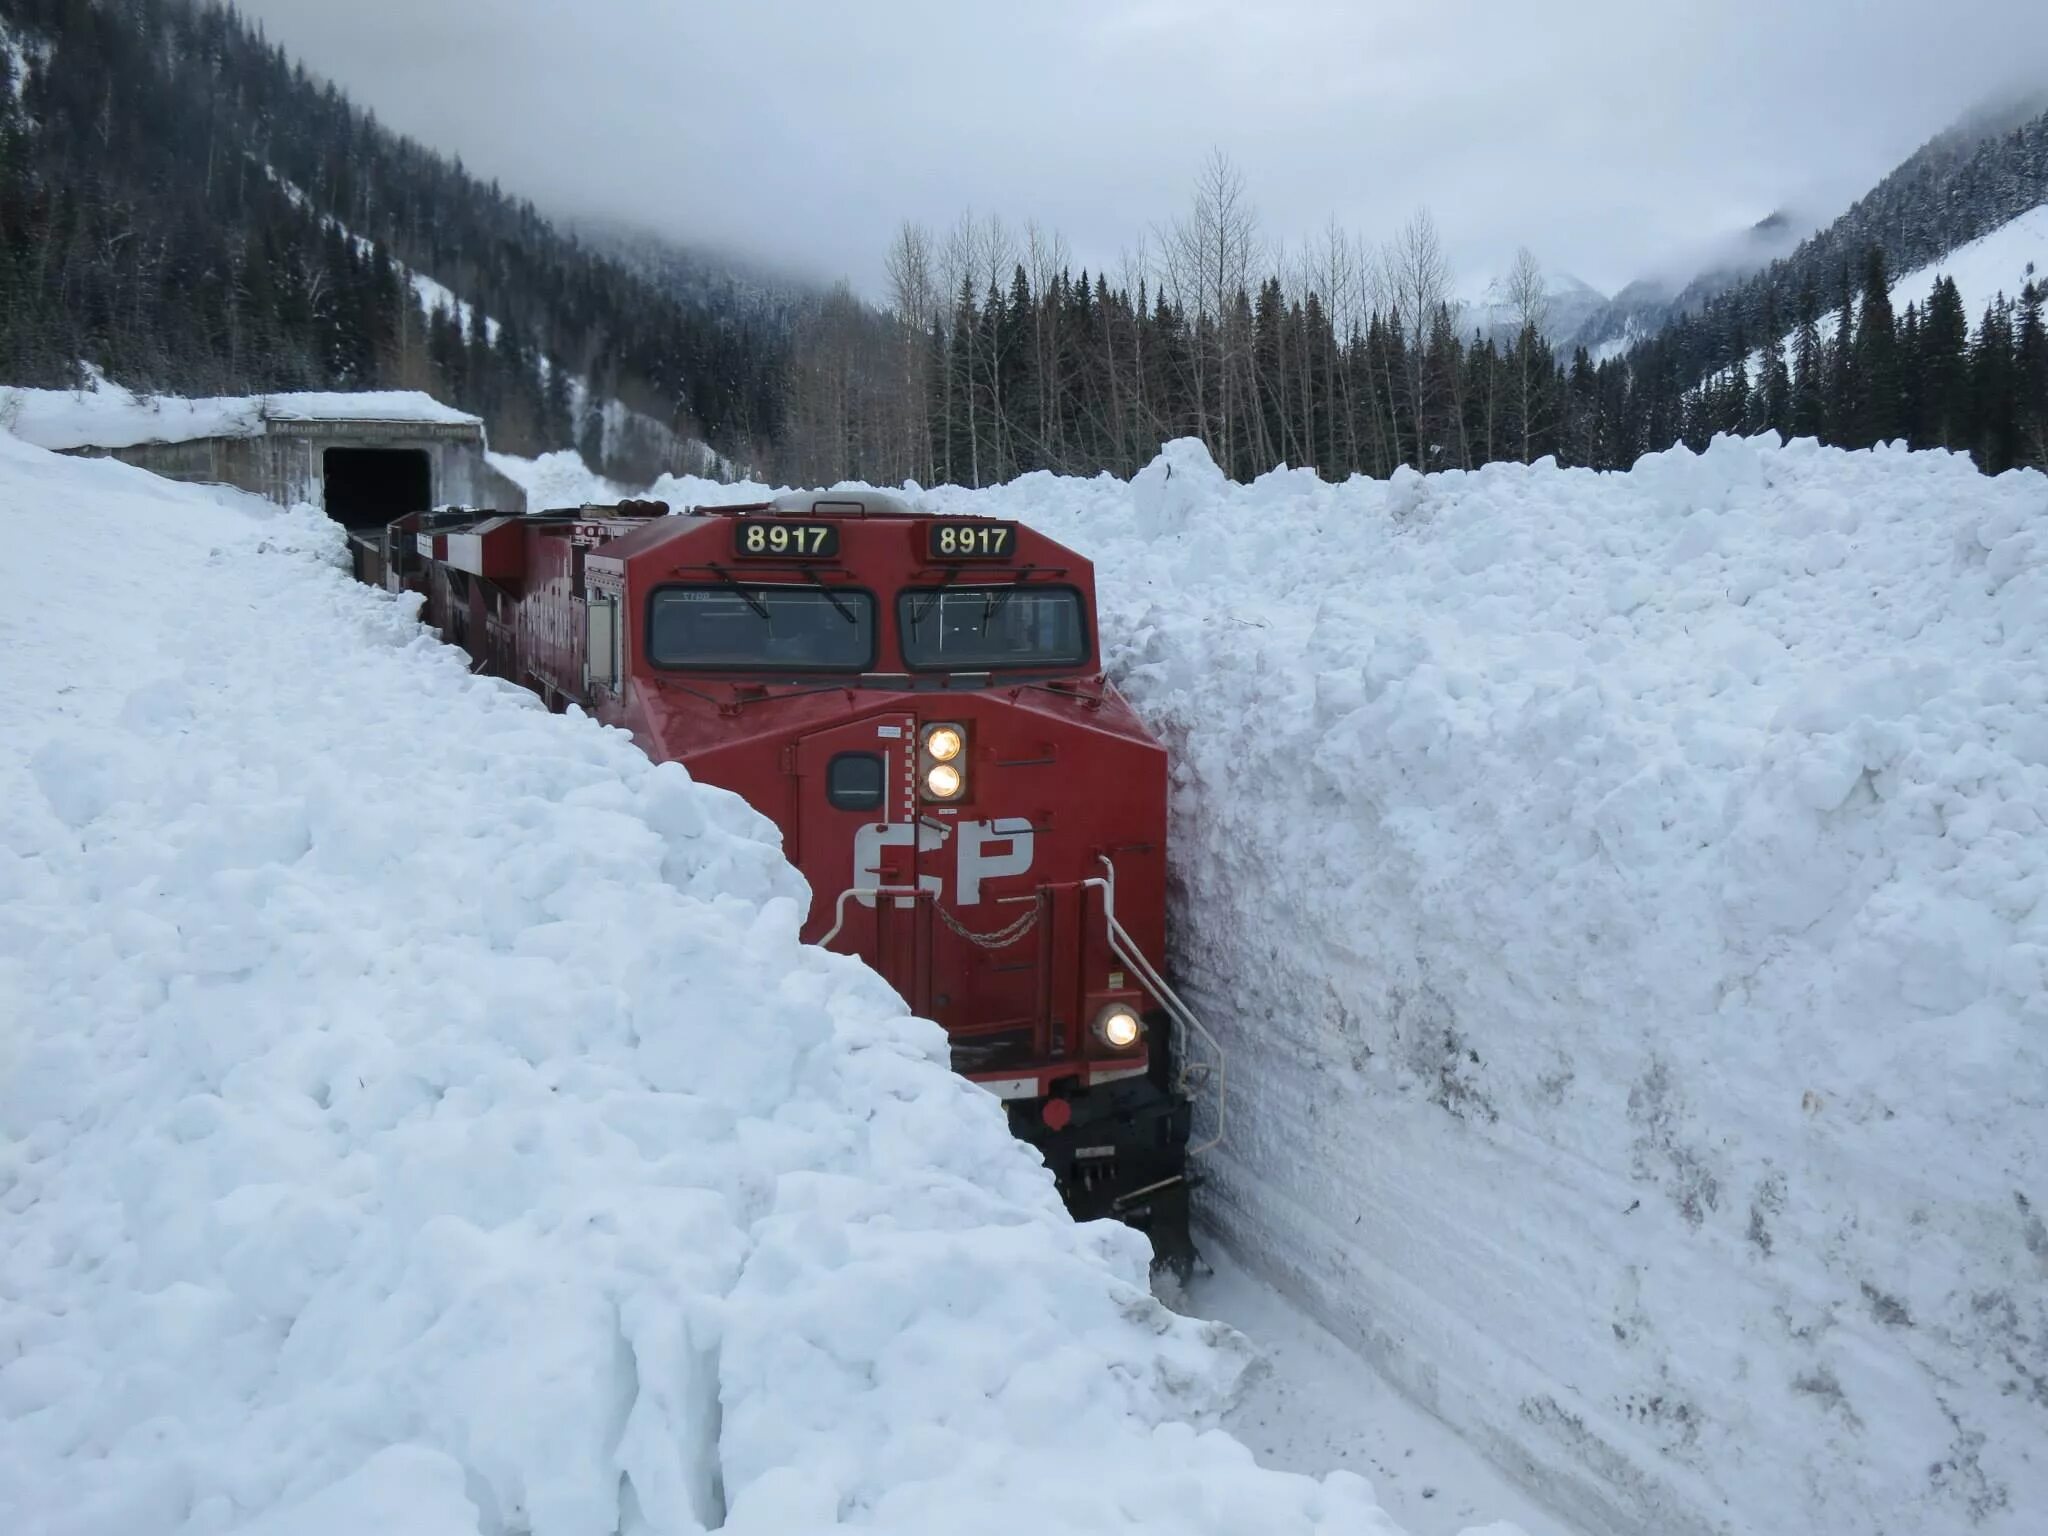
920, 722, 967, 801
1093, 1004, 1143, 1051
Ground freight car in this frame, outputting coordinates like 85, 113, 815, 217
349, 491, 1221, 1273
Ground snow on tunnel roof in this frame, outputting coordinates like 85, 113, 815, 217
0, 376, 479, 452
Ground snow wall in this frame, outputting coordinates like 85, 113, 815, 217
0, 435, 1469, 1536
911, 436, 2044, 1536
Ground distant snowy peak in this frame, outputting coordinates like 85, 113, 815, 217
1463, 268, 1609, 348
1569, 208, 1809, 356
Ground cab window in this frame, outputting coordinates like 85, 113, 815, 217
647, 585, 875, 671
898, 585, 1088, 671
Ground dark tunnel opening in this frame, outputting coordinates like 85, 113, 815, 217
323, 447, 432, 529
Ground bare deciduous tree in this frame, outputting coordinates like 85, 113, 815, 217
1383, 208, 1452, 469
884, 220, 937, 481
1161, 148, 1258, 468
1503, 245, 1549, 463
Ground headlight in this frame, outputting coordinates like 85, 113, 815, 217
1093, 1004, 1143, 1051
920, 722, 967, 801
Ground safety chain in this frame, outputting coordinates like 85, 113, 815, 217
932, 901, 1040, 950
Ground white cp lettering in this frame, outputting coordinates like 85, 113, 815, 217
851, 820, 946, 907
849, 817, 1035, 907
956, 817, 1035, 905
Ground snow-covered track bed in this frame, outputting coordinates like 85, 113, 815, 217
933, 436, 2045, 1536
0, 437, 1485, 1536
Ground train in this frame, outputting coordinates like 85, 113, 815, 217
347, 490, 1221, 1274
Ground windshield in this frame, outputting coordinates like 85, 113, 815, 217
647, 585, 875, 671
898, 586, 1088, 671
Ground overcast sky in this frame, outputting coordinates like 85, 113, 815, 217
237, 0, 2048, 300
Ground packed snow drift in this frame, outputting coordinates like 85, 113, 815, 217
0, 436, 1485, 1536
916, 436, 2042, 1536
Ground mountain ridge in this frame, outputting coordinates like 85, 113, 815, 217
0, 0, 783, 471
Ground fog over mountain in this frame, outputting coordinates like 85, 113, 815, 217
234, 0, 2048, 296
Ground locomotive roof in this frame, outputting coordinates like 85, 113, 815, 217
771, 489, 913, 517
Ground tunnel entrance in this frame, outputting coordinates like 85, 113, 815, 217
323, 447, 432, 529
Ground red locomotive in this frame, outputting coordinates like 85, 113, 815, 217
350, 490, 1219, 1272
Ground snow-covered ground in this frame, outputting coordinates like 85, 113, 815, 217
1195, 1247, 1573, 1536
901, 437, 2041, 1536
0, 434, 1507, 1536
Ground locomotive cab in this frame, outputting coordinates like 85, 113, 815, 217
390, 488, 1217, 1274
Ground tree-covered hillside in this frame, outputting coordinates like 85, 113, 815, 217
1629, 99, 2048, 393
0, 0, 785, 465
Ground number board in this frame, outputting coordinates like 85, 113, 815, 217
927, 521, 1017, 560
733, 520, 840, 559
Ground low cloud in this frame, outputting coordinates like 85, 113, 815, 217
237, 0, 2048, 298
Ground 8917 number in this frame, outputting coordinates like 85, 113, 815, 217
928, 521, 1016, 559
735, 521, 839, 558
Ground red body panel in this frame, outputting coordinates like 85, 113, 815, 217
392, 500, 1172, 1103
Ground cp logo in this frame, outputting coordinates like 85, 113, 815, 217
852, 818, 1035, 906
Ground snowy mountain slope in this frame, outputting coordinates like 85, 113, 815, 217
1900, 199, 2048, 316
259, 170, 726, 483
0, 435, 1501, 1536
1709, 200, 2048, 386
905, 438, 2042, 1536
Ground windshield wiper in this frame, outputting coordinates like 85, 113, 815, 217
803, 565, 858, 625
703, 562, 769, 620
911, 566, 963, 626
978, 563, 1037, 631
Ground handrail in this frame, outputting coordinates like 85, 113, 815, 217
1083, 856, 1227, 1157
817, 884, 925, 947
818, 865, 1227, 1159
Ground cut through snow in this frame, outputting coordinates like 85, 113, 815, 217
0, 435, 1488, 1536
370, 432, 2047, 1536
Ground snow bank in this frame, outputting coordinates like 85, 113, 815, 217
0, 372, 477, 452
930, 436, 2047, 1536
0, 436, 1468, 1536
486, 447, 629, 511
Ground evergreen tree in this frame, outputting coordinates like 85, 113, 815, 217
1759, 290, 1792, 435
2015, 279, 2047, 464
1825, 263, 1859, 439
1791, 284, 1826, 439
1920, 275, 1972, 448
1851, 246, 1899, 446
1972, 298, 2019, 471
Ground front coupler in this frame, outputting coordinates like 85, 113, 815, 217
1010, 1075, 1199, 1280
